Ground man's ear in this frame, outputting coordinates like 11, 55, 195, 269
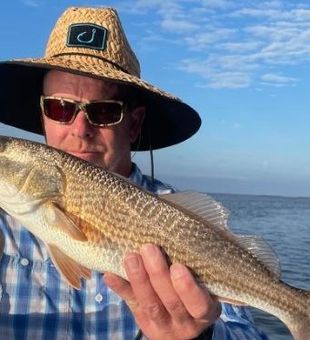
129, 106, 145, 143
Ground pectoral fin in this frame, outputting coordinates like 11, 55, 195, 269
47, 244, 91, 289
45, 203, 87, 242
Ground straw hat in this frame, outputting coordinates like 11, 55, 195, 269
0, 7, 201, 151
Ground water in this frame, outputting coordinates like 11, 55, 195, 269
211, 193, 310, 340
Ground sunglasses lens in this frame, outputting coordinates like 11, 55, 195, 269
42, 98, 76, 123
87, 102, 123, 125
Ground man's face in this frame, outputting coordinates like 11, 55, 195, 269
42, 70, 144, 176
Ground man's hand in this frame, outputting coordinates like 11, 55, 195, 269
104, 244, 221, 340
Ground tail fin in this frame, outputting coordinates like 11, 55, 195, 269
289, 291, 310, 340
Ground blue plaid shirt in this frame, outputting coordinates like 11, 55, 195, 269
0, 163, 267, 339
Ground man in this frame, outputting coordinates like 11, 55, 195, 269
0, 7, 267, 340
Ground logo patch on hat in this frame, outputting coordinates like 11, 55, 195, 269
67, 23, 107, 50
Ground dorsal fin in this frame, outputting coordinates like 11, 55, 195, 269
161, 192, 281, 278
160, 191, 230, 230
235, 234, 281, 278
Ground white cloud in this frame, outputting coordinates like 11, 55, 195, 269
220, 41, 262, 53
261, 73, 297, 86
121, 0, 310, 89
231, 7, 284, 20
291, 8, 310, 21
185, 28, 236, 50
161, 18, 199, 32
138, 30, 175, 52
179, 59, 252, 88
205, 72, 252, 89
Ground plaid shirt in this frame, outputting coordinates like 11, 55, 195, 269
0, 163, 267, 339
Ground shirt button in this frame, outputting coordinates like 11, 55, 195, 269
20, 258, 29, 266
95, 293, 103, 303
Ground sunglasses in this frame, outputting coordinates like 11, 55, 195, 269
40, 96, 126, 127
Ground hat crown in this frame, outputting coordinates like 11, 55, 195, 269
45, 7, 140, 77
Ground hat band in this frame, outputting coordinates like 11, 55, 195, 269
52, 52, 133, 76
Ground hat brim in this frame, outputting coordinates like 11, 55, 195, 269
0, 57, 201, 151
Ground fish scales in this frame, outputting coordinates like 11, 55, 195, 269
30, 148, 310, 323
0, 136, 309, 340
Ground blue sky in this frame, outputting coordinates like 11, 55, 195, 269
0, 0, 310, 197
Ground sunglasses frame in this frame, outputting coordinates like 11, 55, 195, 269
40, 95, 126, 127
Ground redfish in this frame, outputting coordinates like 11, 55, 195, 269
0, 136, 309, 340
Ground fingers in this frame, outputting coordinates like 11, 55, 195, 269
103, 272, 139, 311
104, 244, 221, 339
140, 244, 193, 325
170, 264, 222, 323
124, 250, 169, 327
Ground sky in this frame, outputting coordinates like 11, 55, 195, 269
0, 0, 310, 197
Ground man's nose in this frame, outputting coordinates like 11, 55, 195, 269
70, 110, 94, 138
